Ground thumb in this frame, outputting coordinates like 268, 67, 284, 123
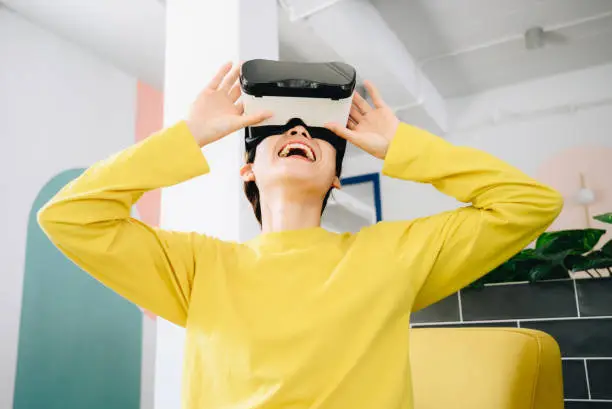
325, 122, 357, 143
229, 111, 273, 133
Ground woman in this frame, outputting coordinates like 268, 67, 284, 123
39, 62, 563, 409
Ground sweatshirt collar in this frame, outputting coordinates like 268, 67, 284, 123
247, 226, 337, 253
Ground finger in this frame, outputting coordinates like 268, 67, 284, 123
235, 111, 273, 130
221, 64, 241, 93
324, 122, 358, 143
229, 83, 241, 102
364, 80, 386, 108
353, 92, 372, 114
207, 62, 233, 90
347, 118, 358, 130
235, 100, 245, 114
349, 105, 363, 122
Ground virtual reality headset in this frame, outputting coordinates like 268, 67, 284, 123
240, 59, 357, 160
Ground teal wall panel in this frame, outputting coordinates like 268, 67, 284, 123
14, 169, 142, 409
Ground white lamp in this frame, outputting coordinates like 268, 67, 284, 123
576, 188, 595, 205
576, 173, 596, 228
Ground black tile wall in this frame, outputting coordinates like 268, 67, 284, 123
452, 321, 518, 328
412, 321, 517, 329
411, 292, 460, 323
576, 278, 612, 317
461, 280, 578, 321
521, 318, 612, 357
587, 360, 612, 400
562, 360, 589, 399
411, 277, 612, 406
565, 402, 612, 408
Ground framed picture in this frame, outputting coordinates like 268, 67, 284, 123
322, 173, 382, 233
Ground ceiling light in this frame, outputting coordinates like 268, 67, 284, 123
525, 27, 545, 50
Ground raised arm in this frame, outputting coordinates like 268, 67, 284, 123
380, 123, 562, 310
326, 81, 562, 311
39, 123, 211, 325
38, 62, 271, 326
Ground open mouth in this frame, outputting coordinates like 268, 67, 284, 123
278, 142, 316, 162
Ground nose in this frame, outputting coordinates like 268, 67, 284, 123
287, 125, 311, 139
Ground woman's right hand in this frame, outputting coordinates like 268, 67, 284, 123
186, 62, 272, 147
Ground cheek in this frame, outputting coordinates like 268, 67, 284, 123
251, 155, 271, 180
318, 142, 338, 177
251, 140, 283, 182
252, 138, 277, 167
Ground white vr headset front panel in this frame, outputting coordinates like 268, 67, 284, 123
242, 94, 353, 128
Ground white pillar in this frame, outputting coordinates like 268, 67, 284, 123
156, 2, 278, 408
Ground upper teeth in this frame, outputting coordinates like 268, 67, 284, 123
279, 143, 315, 161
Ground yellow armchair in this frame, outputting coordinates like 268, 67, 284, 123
410, 328, 564, 409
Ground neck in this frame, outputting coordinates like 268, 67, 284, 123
259, 189, 324, 234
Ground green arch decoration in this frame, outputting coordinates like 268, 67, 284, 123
14, 169, 142, 409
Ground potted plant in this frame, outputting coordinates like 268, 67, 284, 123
470, 213, 612, 288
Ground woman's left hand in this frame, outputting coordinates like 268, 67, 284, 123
325, 81, 400, 160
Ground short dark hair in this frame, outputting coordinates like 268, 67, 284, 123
243, 148, 344, 226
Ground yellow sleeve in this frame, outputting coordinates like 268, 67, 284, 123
380, 123, 563, 311
38, 121, 216, 326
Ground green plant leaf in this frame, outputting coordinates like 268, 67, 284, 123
466, 277, 486, 289
527, 263, 569, 282
548, 264, 571, 279
564, 254, 582, 270
600, 239, 612, 256
512, 259, 544, 281
513, 249, 537, 260
469, 251, 534, 288
593, 213, 612, 224
483, 262, 516, 284
505, 252, 543, 280
527, 263, 552, 282
468, 222, 610, 287
565, 251, 612, 272
535, 229, 605, 255
487, 248, 569, 283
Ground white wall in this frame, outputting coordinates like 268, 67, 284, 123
0, 7, 138, 408
380, 62, 612, 222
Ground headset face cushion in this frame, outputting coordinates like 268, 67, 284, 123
245, 118, 346, 154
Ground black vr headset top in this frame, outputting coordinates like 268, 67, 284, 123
240, 59, 357, 162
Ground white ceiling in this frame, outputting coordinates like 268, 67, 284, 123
371, 0, 612, 97
278, 8, 340, 63
4, 0, 612, 100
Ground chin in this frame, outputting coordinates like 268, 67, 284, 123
277, 159, 319, 181
261, 160, 327, 192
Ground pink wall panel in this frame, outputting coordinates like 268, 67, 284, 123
537, 146, 612, 246
135, 81, 163, 320
135, 82, 164, 228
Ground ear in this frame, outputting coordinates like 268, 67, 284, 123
240, 163, 256, 182
332, 176, 341, 190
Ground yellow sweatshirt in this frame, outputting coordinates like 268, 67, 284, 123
38, 121, 562, 409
